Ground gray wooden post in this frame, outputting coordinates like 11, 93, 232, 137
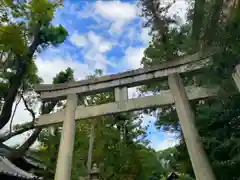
114, 87, 128, 101
168, 73, 216, 180
54, 94, 78, 180
87, 120, 96, 180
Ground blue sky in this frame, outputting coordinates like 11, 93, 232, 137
2, 0, 187, 150
38, 0, 149, 77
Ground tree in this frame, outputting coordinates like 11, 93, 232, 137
157, 147, 195, 180
0, 0, 68, 160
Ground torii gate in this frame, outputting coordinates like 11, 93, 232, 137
34, 52, 240, 180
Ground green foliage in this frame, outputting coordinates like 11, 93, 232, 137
196, 97, 240, 180
29, 0, 57, 25
0, 82, 8, 98
139, 0, 240, 179
53, 67, 74, 84
39, 25, 68, 47
157, 96, 240, 179
0, 0, 68, 130
23, 58, 43, 89
0, 24, 28, 55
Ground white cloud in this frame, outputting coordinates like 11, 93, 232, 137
87, 31, 113, 53
95, 1, 137, 22
69, 32, 88, 48
137, 115, 179, 151
84, 51, 111, 71
140, 27, 151, 45
151, 132, 180, 151
69, 31, 114, 53
109, 21, 126, 34
69, 31, 116, 71
95, 0, 137, 34
145, 114, 180, 151
77, 1, 138, 34
123, 47, 145, 70
168, 0, 188, 23
36, 56, 93, 84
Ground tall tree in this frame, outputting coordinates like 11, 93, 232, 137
0, 0, 68, 160
0, 0, 67, 128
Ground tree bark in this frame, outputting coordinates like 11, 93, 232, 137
0, 62, 27, 129
203, 0, 224, 46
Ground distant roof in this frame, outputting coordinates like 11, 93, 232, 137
167, 172, 179, 180
0, 156, 40, 179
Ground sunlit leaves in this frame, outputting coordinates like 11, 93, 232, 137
29, 0, 57, 25
23, 58, 43, 88
0, 24, 28, 55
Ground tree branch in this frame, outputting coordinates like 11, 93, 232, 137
20, 93, 36, 123
0, 91, 38, 142
0, 24, 41, 129
0, 121, 35, 142
9, 95, 21, 134
7, 100, 58, 160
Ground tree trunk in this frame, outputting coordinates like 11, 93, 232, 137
191, 0, 205, 50
203, 0, 224, 46
0, 60, 26, 129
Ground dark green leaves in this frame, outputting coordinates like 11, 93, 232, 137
39, 25, 68, 47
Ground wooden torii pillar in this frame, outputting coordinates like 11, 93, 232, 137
54, 94, 78, 180
168, 73, 216, 180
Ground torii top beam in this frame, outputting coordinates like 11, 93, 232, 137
35, 52, 212, 100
